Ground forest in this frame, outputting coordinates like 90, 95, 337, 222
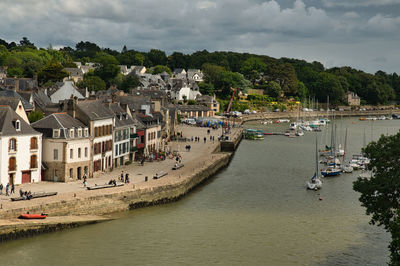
1, 37, 399, 106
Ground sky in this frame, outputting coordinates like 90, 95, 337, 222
0, 0, 400, 74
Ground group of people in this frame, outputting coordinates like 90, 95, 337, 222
19, 189, 33, 200
185, 145, 192, 151
0, 183, 15, 196
120, 171, 130, 183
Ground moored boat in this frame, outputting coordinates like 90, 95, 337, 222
243, 129, 264, 140
19, 213, 47, 219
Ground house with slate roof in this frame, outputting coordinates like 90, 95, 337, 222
0, 97, 30, 123
0, 106, 42, 186
106, 103, 138, 167
32, 113, 91, 182
176, 104, 214, 118
66, 99, 114, 176
0, 88, 34, 116
63, 68, 84, 83
48, 81, 85, 104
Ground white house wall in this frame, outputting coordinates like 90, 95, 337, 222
0, 134, 42, 186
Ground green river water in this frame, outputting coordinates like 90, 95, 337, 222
1, 118, 396, 265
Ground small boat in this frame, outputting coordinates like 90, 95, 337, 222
243, 129, 264, 140
307, 135, 322, 190
87, 183, 124, 190
19, 213, 47, 219
172, 163, 184, 170
321, 166, 342, 177
296, 130, 304, 136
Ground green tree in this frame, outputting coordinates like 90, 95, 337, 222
76, 75, 106, 91
147, 49, 167, 66
265, 81, 282, 99
198, 82, 214, 95
240, 57, 267, 82
28, 110, 44, 123
152, 65, 172, 75
119, 74, 140, 93
93, 52, 120, 85
7, 67, 23, 77
37, 61, 69, 85
354, 132, 400, 265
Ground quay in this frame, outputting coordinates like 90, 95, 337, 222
0, 125, 243, 242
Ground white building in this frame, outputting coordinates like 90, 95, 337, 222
48, 81, 85, 104
0, 106, 42, 186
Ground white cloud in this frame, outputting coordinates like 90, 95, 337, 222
367, 14, 400, 32
322, 0, 400, 8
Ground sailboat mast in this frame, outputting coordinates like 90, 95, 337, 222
343, 127, 348, 163
316, 134, 319, 176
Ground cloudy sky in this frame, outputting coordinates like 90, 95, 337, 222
1, 0, 400, 74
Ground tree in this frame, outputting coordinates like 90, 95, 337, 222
37, 61, 69, 85
152, 65, 172, 75
198, 82, 215, 95
240, 57, 267, 82
354, 132, 400, 265
93, 52, 120, 85
19, 37, 36, 49
119, 74, 140, 93
28, 110, 44, 123
265, 81, 282, 99
147, 49, 167, 66
76, 75, 106, 91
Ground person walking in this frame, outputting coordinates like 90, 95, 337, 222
120, 171, 124, 182
0, 183, 3, 195
204, 137, 206, 143
6, 183, 9, 196
11, 183, 15, 194
83, 174, 87, 188
125, 173, 129, 183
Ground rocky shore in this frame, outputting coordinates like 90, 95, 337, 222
0, 125, 242, 242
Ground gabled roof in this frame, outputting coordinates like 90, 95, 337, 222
0, 97, 21, 110
32, 113, 87, 139
0, 88, 34, 110
63, 68, 84, 76
107, 103, 136, 128
0, 106, 39, 136
76, 100, 114, 120
176, 104, 211, 112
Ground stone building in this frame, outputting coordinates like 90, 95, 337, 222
176, 105, 214, 118
0, 106, 42, 186
195, 94, 220, 113
32, 113, 91, 182
345, 91, 361, 106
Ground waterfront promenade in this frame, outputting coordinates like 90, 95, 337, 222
0, 125, 241, 239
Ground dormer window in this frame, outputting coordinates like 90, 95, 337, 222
77, 128, 82, 138
70, 129, 74, 138
84, 128, 88, 137
53, 129, 60, 138
14, 120, 21, 131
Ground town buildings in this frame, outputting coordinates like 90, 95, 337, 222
345, 91, 361, 106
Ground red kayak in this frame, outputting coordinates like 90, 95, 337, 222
18, 214, 47, 219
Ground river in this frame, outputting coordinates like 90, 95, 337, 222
1, 118, 396, 265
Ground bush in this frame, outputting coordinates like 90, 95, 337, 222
125, 161, 132, 165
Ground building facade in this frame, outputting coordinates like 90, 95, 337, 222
0, 106, 42, 186
32, 113, 91, 182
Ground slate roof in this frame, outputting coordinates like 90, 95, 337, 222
76, 100, 114, 120
32, 113, 87, 139
0, 97, 21, 110
0, 106, 39, 136
176, 104, 211, 112
107, 103, 136, 129
0, 88, 34, 110
63, 68, 84, 76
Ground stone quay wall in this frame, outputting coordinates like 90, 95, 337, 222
0, 153, 232, 220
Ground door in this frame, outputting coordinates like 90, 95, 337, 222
21, 171, 31, 184
77, 167, 81, 180
54, 170, 58, 182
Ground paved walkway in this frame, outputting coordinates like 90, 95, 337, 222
0, 125, 236, 211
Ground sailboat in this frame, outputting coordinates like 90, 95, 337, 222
321, 122, 341, 177
341, 128, 353, 173
307, 134, 323, 190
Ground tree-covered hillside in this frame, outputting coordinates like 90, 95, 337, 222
1, 37, 399, 105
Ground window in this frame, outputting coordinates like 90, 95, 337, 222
95, 127, 98, 137
85, 147, 88, 157
78, 148, 81, 158
70, 149, 73, 159
70, 129, 74, 138
53, 129, 60, 138
15, 120, 20, 131
84, 128, 89, 137
69, 168, 73, 179
84, 166, 88, 174
9, 157, 16, 171
30, 155, 38, 169
53, 149, 58, 160
78, 129, 82, 138
30, 137, 38, 150
9, 138, 17, 152
115, 145, 118, 156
